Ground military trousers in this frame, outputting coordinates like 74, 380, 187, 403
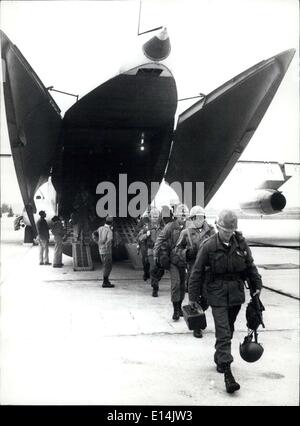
148, 255, 164, 290
100, 253, 113, 278
53, 237, 63, 266
170, 263, 186, 303
39, 239, 49, 264
186, 260, 195, 292
140, 246, 150, 277
211, 305, 241, 367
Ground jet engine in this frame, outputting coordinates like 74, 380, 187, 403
239, 189, 286, 215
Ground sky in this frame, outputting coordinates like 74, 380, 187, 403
0, 0, 299, 212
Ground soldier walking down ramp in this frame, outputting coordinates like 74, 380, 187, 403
97, 216, 114, 288
154, 204, 189, 320
175, 205, 215, 337
188, 209, 263, 394
36, 210, 51, 265
135, 212, 151, 281
150, 205, 174, 297
137, 206, 172, 297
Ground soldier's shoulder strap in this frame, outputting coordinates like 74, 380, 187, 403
186, 228, 193, 248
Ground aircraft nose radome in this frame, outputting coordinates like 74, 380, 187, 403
275, 48, 296, 73
142, 27, 171, 61
157, 27, 169, 41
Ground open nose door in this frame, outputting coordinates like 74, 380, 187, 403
1, 30, 62, 233
164, 49, 295, 207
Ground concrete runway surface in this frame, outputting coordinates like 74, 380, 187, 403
0, 216, 299, 406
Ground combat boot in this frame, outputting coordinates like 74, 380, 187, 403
143, 271, 150, 281
193, 329, 203, 338
178, 300, 184, 317
172, 302, 180, 321
224, 366, 240, 393
102, 277, 115, 288
152, 288, 158, 297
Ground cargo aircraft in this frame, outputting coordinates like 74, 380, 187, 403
0, 26, 295, 263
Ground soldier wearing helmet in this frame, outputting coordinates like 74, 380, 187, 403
188, 209, 262, 394
150, 205, 174, 297
175, 205, 215, 338
137, 206, 167, 296
136, 209, 152, 281
153, 203, 189, 320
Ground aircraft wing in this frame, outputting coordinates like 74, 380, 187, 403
0, 31, 62, 231
164, 49, 295, 206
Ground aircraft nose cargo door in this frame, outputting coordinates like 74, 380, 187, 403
0, 30, 62, 234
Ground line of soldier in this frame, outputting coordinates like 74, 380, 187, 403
135, 204, 263, 394
37, 204, 263, 394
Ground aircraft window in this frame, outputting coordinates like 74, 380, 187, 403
137, 68, 162, 76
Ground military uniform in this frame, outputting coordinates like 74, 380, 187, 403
136, 219, 151, 280
138, 222, 165, 295
154, 220, 186, 304
188, 231, 262, 368
175, 221, 216, 291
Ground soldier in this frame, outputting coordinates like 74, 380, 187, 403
149, 205, 174, 297
136, 212, 151, 281
137, 207, 164, 297
97, 216, 114, 288
154, 204, 189, 320
50, 215, 65, 268
36, 210, 51, 265
188, 209, 262, 394
175, 205, 215, 338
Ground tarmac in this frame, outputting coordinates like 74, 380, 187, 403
0, 218, 299, 406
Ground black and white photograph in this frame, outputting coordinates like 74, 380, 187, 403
0, 0, 299, 410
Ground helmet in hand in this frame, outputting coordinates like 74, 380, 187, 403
240, 333, 264, 363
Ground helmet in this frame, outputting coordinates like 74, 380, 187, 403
239, 333, 264, 363
216, 209, 238, 231
141, 209, 150, 218
174, 203, 189, 218
105, 216, 113, 224
190, 205, 205, 218
160, 205, 173, 219
149, 206, 160, 220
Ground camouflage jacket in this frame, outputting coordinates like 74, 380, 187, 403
175, 221, 216, 264
188, 232, 262, 307
137, 222, 165, 255
153, 220, 186, 267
